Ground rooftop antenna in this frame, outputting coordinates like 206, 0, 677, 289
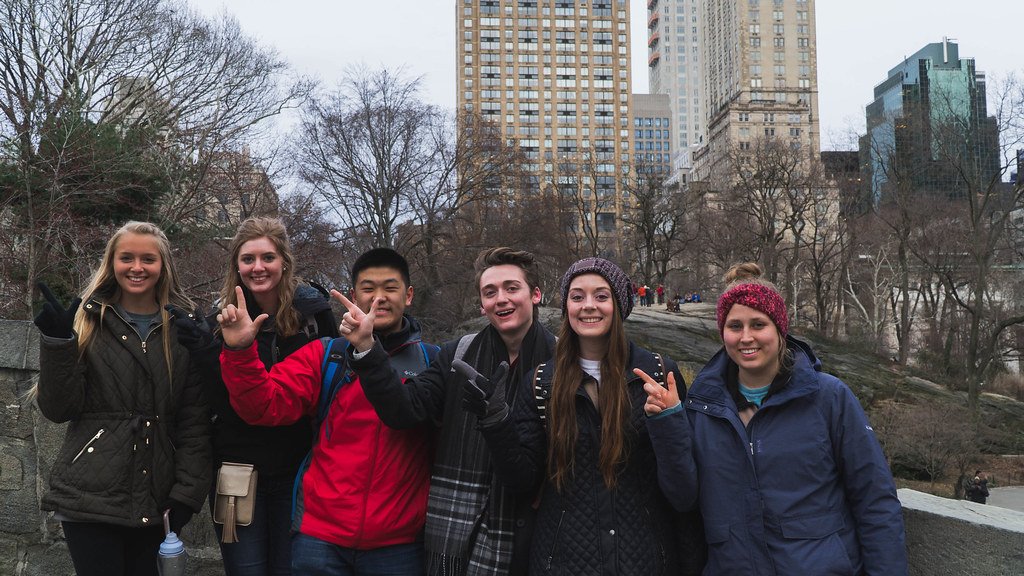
942, 36, 957, 64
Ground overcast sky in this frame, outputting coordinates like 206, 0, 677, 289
190, 0, 1022, 151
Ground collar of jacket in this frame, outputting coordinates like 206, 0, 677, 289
378, 314, 423, 354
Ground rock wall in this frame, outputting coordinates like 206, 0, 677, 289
0, 320, 221, 576
899, 488, 1024, 576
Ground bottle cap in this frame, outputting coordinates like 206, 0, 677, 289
159, 531, 184, 556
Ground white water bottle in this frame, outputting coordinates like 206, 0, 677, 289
157, 509, 187, 576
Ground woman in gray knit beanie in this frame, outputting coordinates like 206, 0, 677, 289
480, 256, 700, 575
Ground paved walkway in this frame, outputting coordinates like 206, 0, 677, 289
986, 486, 1024, 513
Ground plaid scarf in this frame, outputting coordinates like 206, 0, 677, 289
426, 322, 555, 576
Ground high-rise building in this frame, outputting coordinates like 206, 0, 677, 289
646, 0, 704, 183
632, 93, 673, 177
693, 0, 820, 182
860, 39, 999, 204
457, 0, 634, 250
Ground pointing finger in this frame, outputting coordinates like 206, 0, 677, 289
632, 367, 657, 385
234, 286, 248, 312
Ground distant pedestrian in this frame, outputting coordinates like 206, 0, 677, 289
966, 470, 990, 504
657, 284, 665, 305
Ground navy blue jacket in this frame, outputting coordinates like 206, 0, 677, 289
685, 337, 907, 576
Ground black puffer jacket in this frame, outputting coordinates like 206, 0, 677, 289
484, 343, 698, 576
199, 284, 338, 477
37, 299, 212, 526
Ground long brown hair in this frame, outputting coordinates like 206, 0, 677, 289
547, 296, 631, 492
218, 217, 302, 336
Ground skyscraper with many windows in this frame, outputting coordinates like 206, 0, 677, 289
457, 0, 634, 249
693, 0, 820, 182
646, 0, 703, 183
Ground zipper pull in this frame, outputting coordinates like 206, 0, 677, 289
141, 341, 147, 354
749, 441, 754, 456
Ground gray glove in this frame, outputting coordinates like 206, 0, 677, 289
453, 359, 510, 427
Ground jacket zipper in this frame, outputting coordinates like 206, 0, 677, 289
546, 509, 566, 570
72, 429, 105, 463
107, 305, 161, 353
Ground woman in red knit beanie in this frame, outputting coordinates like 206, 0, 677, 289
684, 262, 908, 575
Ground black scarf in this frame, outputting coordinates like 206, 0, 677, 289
425, 320, 555, 576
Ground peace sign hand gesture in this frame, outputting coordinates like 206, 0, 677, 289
216, 286, 269, 349
34, 282, 81, 339
331, 290, 378, 353
636, 368, 681, 417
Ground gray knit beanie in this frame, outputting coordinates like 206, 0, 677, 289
560, 257, 634, 320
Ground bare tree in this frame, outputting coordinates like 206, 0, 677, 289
622, 160, 695, 286
713, 138, 815, 285
295, 66, 445, 249
550, 149, 621, 260
907, 74, 1024, 408
0, 0, 307, 317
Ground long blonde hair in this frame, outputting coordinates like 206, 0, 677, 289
547, 297, 631, 492
218, 217, 302, 337
75, 221, 192, 378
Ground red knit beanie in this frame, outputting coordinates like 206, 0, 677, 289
716, 283, 789, 337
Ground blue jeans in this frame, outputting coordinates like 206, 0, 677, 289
211, 471, 295, 576
291, 534, 424, 576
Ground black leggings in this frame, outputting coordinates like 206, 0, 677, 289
62, 520, 165, 576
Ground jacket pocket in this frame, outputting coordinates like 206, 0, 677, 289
778, 512, 854, 575
61, 423, 126, 494
704, 522, 753, 575
71, 428, 105, 464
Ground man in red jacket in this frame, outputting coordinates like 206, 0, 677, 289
218, 248, 438, 575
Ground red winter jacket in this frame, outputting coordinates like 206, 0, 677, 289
220, 319, 436, 549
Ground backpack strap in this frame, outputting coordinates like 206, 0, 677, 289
533, 362, 551, 424
652, 352, 666, 382
316, 337, 352, 443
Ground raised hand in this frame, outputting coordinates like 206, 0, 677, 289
636, 368, 680, 417
165, 305, 214, 352
34, 282, 81, 339
454, 359, 510, 427
216, 286, 269, 349
331, 290, 378, 353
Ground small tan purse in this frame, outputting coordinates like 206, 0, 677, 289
213, 462, 257, 543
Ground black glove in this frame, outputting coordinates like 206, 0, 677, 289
165, 305, 215, 352
33, 282, 81, 339
166, 500, 194, 534
454, 359, 510, 427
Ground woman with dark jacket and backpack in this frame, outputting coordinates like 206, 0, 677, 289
685, 263, 907, 575
32, 221, 211, 576
475, 257, 698, 576
168, 217, 337, 576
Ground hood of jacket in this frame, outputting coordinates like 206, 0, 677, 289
292, 283, 333, 319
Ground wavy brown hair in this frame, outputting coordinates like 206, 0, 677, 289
547, 296, 631, 492
218, 217, 302, 337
